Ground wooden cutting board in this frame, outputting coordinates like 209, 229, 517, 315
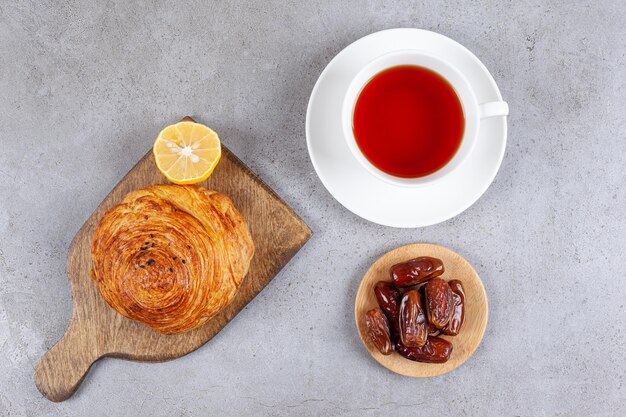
34, 117, 312, 402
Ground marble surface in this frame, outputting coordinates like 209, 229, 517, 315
1, 1, 624, 416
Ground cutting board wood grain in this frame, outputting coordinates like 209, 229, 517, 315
34, 117, 312, 402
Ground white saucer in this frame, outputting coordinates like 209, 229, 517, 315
306, 28, 508, 228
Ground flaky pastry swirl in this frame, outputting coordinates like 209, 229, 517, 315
91, 184, 254, 334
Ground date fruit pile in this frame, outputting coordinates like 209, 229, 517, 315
364, 257, 466, 363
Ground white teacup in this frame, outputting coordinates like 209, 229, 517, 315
342, 50, 509, 187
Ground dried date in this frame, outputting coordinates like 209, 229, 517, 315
398, 289, 428, 347
390, 257, 444, 288
396, 336, 453, 363
424, 278, 453, 328
441, 280, 465, 336
426, 321, 440, 336
365, 308, 393, 355
373, 281, 402, 332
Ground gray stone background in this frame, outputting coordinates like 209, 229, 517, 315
1, 1, 624, 416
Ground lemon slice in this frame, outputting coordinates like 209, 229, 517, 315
153, 121, 221, 184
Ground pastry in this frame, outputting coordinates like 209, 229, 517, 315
91, 184, 254, 334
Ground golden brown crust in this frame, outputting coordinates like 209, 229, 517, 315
91, 184, 254, 334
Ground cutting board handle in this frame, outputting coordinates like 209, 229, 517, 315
34, 320, 102, 402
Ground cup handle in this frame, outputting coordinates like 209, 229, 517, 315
478, 101, 509, 119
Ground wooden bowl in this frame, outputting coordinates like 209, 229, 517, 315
355, 243, 488, 377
